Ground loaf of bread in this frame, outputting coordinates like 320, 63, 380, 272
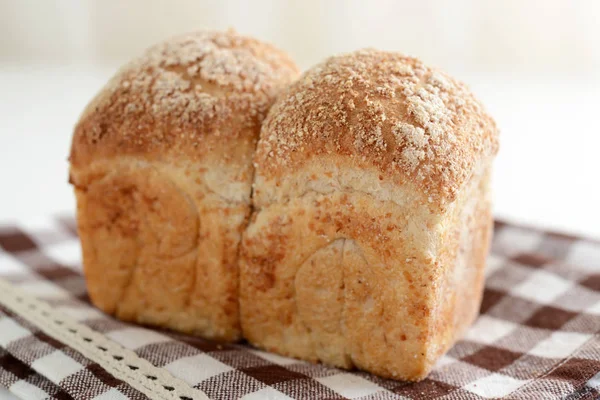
69, 31, 299, 340
240, 50, 499, 380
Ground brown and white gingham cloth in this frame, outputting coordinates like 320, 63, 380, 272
0, 216, 599, 400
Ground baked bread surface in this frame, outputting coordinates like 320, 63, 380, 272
69, 30, 299, 340
240, 50, 499, 380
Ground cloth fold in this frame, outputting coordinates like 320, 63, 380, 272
0, 217, 598, 400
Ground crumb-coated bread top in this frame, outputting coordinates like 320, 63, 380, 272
255, 49, 499, 207
70, 30, 299, 167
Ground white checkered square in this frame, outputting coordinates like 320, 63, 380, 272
587, 300, 600, 316
511, 269, 572, 304
165, 353, 233, 384
493, 227, 543, 257
31, 350, 84, 384
250, 349, 303, 366
42, 240, 82, 268
465, 315, 519, 344
587, 371, 600, 389
465, 373, 528, 398
0, 252, 27, 275
9, 380, 49, 400
107, 327, 170, 350
18, 217, 73, 247
529, 331, 592, 358
0, 318, 30, 346
240, 387, 294, 400
433, 354, 457, 370
566, 241, 600, 272
485, 253, 506, 278
317, 373, 383, 399
91, 388, 129, 400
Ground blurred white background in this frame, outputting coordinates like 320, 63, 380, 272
0, 0, 599, 238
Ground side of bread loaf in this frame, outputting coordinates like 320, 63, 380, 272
239, 50, 498, 380
70, 31, 299, 340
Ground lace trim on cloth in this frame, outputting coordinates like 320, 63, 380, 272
0, 277, 209, 400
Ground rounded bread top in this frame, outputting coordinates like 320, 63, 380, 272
254, 49, 499, 207
70, 30, 299, 167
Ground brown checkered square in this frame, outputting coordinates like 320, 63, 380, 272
479, 287, 506, 314
524, 305, 578, 330
243, 364, 306, 385
394, 378, 458, 398
462, 346, 523, 372
209, 350, 272, 370
511, 252, 551, 268
0, 229, 38, 253
0, 352, 35, 381
545, 358, 600, 384
580, 274, 600, 292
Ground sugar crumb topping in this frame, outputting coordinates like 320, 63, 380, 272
74, 30, 299, 158
256, 49, 499, 205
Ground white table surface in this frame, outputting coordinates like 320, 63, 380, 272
0, 63, 599, 397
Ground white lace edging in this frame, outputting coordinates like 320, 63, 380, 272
0, 278, 209, 400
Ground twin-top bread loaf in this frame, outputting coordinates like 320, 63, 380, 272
69, 31, 499, 381
241, 50, 498, 380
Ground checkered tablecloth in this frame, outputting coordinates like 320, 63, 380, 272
0, 216, 598, 400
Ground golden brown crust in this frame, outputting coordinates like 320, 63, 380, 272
70, 30, 299, 168
255, 49, 498, 207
